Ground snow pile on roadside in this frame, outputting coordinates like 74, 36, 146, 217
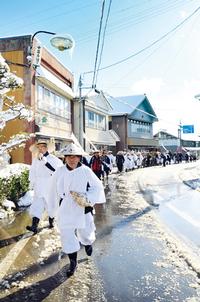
2, 199, 15, 209
0, 163, 30, 219
0, 207, 14, 219
0, 163, 30, 178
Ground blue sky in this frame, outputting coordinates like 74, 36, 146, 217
1, 0, 200, 136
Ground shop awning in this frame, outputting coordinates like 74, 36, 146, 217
36, 66, 74, 98
35, 132, 73, 141
84, 129, 120, 146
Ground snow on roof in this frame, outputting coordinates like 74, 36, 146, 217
107, 95, 145, 115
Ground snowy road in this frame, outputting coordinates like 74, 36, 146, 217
138, 161, 200, 253
1, 162, 200, 301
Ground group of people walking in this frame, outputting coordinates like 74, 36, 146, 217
114, 149, 197, 172
26, 141, 194, 277
88, 149, 114, 180
26, 140, 106, 277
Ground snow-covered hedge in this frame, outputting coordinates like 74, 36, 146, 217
0, 164, 30, 205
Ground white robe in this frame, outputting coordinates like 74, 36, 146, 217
29, 154, 63, 218
49, 164, 106, 229
49, 164, 106, 253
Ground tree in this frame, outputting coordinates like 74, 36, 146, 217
0, 53, 33, 167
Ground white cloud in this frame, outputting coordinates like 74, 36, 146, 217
130, 77, 165, 95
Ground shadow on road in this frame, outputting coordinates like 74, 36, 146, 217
97, 205, 152, 240
0, 258, 88, 302
1, 205, 153, 285
0, 226, 49, 248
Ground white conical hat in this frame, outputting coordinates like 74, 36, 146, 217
29, 138, 55, 155
61, 143, 85, 156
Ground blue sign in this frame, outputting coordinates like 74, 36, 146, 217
182, 125, 194, 134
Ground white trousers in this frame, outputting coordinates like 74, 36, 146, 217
59, 213, 96, 254
29, 196, 52, 219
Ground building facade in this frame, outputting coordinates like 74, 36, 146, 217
107, 94, 159, 152
0, 35, 75, 164
154, 130, 200, 155
74, 91, 119, 152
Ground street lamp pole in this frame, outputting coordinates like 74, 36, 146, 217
31, 31, 56, 43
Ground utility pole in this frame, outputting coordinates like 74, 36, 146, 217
78, 73, 100, 150
78, 75, 85, 149
178, 121, 182, 151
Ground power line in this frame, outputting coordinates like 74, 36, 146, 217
95, 0, 113, 87
85, 4, 200, 74
103, 15, 189, 91
92, 0, 106, 88
76, 0, 190, 45
104, 32, 174, 90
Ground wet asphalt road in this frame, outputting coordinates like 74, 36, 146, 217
1, 163, 200, 301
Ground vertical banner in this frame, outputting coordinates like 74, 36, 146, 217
32, 41, 42, 69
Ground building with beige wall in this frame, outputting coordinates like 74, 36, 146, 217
0, 35, 75, 164
76, 91, 120, 152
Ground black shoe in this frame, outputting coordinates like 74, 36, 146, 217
66, 259, 77, 277
26, 217, 39, 234
85, 245, 93, 256
26, 225, 38, 234
66, 252, 77, 277
49, 217, 54, 229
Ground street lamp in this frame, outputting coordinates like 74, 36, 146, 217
5, 31, 75, 69
28, 31, 75, 69
50, 34, 74, 51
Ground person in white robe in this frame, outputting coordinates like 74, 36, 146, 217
107, 150, 116, 171
49, 143, 106, 277
124, 152, 132, 171
26, 140, 63, 233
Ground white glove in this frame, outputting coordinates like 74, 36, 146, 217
38, 153, 47, 163
38, 153, 43, 160
41, 156, 47, 164
70, 191, 92, 207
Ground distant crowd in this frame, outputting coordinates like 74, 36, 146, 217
79, 149, 198, 179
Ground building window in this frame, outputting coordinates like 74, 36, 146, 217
129, 120, 152, 135
88, 111, 95, 127
85, 110, 106, 130
37, 84, 71, 121
97, 114, 106, 130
